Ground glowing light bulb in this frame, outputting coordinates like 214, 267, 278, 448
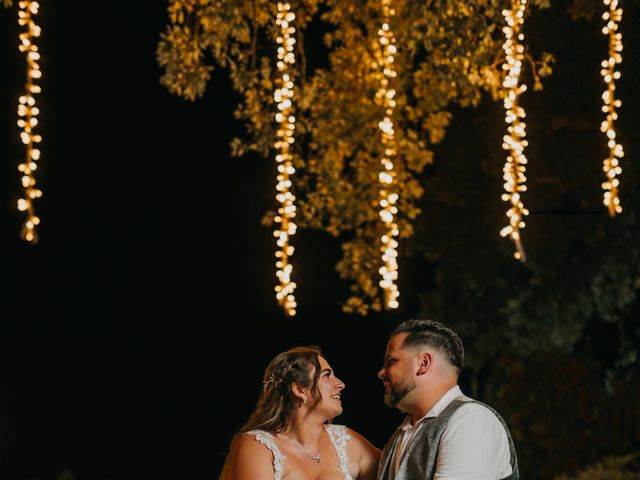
500, 0, 529, 261
600, 0, 624, 216
15, 0, 43, 243
273, 2, 298, 316
375, 0, 400, 309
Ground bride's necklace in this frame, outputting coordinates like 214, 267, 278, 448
283, 433, 321, 463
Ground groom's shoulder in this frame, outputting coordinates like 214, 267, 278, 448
453, 397, 506, 422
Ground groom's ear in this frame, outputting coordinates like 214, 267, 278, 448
416, 352, 432, 376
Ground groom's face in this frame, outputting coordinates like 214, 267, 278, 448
378, 333, 417, 408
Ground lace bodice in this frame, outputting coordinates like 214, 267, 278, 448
243, 424, 353, 480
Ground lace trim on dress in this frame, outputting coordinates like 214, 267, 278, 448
243, 426, 352, 480
243, 430, 287, 480
326, 424, 353, 480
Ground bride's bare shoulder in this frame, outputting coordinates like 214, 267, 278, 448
345, 428, 381, 480
224, 434, 276, 480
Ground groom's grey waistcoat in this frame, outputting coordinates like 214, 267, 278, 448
378, 397, 519, 480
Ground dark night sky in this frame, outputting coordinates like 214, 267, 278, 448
1, 1, 639, 479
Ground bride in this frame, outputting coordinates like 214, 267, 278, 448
219, 346, 380, 480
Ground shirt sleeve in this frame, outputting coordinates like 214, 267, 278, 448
434, 403, 512, 480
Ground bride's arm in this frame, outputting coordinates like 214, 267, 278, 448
347, 428, 381, 480
221, 435, 275, 480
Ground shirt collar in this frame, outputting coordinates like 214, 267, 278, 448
399, 385, 463, 430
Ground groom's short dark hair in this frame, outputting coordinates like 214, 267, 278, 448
391, 319, 464, 372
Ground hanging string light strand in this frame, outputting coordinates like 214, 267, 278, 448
16, 0, 43, 243
273, 2, 298, 316
600, 0, 624, 217
375, 0, 400, 309
499, 0, 529, 261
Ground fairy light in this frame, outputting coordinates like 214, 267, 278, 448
600, 0, 624, 216
499, 0, 529, 261
375, 0, 400, 309
273, 2, 298, 316
15, 0, 43, 243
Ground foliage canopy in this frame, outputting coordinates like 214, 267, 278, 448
156, 0, 639, 396
156, 0, 556, 314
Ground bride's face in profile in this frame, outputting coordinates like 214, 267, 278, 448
314, 356, 346, 418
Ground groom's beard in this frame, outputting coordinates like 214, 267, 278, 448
385, 377, 417, 407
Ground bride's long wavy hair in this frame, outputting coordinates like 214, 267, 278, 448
219, 346, 324, 478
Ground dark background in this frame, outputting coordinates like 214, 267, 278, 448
1, 1, 638, 480
0, 2, 409, 479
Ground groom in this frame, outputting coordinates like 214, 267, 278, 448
377, 319, 519, 480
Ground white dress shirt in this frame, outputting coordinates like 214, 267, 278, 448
388, 385, 512, 480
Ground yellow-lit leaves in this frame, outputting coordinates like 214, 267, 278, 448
157, 25, 213, 101
156, 0, 555, 314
